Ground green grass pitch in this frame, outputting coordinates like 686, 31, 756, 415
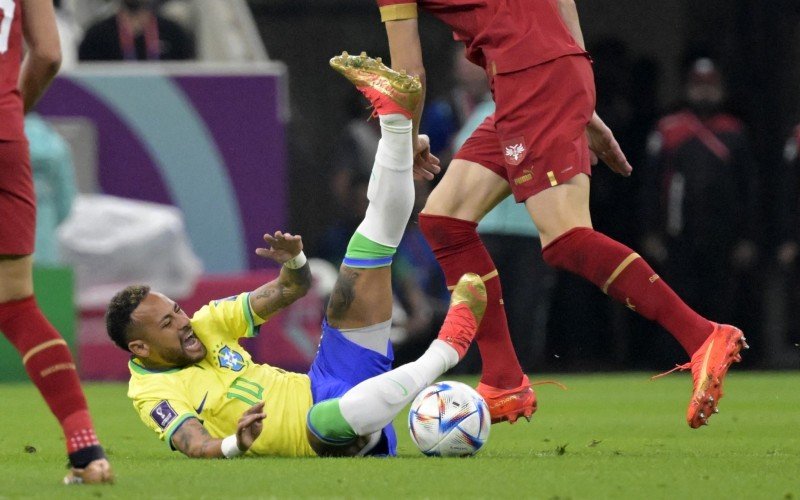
0, 372, 798, 499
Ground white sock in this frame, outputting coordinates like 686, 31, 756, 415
354, 115, 414, 248
339, 340, 459, 436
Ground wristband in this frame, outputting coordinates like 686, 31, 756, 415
283, 251, 307, 270
221, 435, 243, 458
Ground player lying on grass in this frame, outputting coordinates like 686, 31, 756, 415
104, 58, 485, 458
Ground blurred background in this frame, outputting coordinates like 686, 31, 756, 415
2, 0, 799, 381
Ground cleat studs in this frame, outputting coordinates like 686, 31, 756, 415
360, 51, 367, 57
714, 408, 719, 414
342, 51, 349, 57
376, 57, 382, 63
699, 412, 705, 420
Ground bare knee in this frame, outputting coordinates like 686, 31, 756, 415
422, 160, 511, 222
525, 175, 592, 247
0, 255, 34, 302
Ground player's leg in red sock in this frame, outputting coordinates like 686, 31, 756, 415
0, 260, 106, 468
419, 213, 524, 388
528, 175, 713, 355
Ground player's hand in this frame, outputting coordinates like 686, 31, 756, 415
586, 112, 633, 176
236, 401, 266, 452
413, 134, 441, 180
63, 458, 114, 485
256, 231, 304, 265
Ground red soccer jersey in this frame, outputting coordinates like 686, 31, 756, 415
376, 0, 585, 75
0, 0, 25, 140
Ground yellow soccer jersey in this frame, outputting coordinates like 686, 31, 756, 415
128, 293, 316, 457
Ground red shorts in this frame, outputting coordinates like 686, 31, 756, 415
0, 140, 36, 255
454, 54, 596, 202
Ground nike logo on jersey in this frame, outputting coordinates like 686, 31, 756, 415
195, 392, 209, 414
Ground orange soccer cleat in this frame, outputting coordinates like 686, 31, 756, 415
329, 51, 422, 119
684, 323, 748, 428
655, 323, 748, 428
437, 273, 487, 360
477, 375, 538, 424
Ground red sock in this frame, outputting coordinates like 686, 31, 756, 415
437, 304, 478, 360
0, 296, 101, 458
541, 228, 713, 354
419, 213, 524, 388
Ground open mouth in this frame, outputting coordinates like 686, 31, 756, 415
182, 329, 201, 351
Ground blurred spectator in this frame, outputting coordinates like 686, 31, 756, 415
53, 0, 82, 70
327, 92, 381, 227
776, 124, 800, 270
78, 0, 195, 61
420, 44, 490, 162
25, 114, 78, 266
640, 58, 760, 356
763, 124, 800, 366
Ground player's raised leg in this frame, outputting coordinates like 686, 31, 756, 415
305, 53, 485, 455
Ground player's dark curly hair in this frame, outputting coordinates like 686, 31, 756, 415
106, 285, 151, 352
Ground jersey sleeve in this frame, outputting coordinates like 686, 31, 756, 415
190, 292, 267, 343
376, 0, 418, 22
130, 376, 198, 449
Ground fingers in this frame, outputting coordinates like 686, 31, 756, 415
239, 412, 267, 428
245, 401, 266, 415
414, 165, 435, 181
238, 412, 266, 433
263, 231, 302, 244
413, 152, 442, 181
240, 402, 266, 426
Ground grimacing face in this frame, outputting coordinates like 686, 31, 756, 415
128, 292, 206, 368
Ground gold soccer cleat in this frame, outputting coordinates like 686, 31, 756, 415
330, 51, 422, 118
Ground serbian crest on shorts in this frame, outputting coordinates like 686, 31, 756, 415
502, 137, 527, 166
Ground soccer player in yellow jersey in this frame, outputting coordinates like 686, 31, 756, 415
104, 53, 485, 458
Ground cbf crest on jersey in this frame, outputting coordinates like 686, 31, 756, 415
218, 345, 245, 372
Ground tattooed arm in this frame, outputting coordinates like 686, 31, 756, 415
171, 403, 265, 458
251, 231, 312, 320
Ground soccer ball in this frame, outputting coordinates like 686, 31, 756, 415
408, 381, 490, 456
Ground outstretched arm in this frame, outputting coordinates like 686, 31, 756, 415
250, 232, 312, 320
171, 403, 265, 458
20, 0, 61, 113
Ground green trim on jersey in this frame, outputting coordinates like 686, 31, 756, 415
165, 413, 197, 450
129, 359, 183, 376
306, 398, 357, 444
242, 293, 258, 338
